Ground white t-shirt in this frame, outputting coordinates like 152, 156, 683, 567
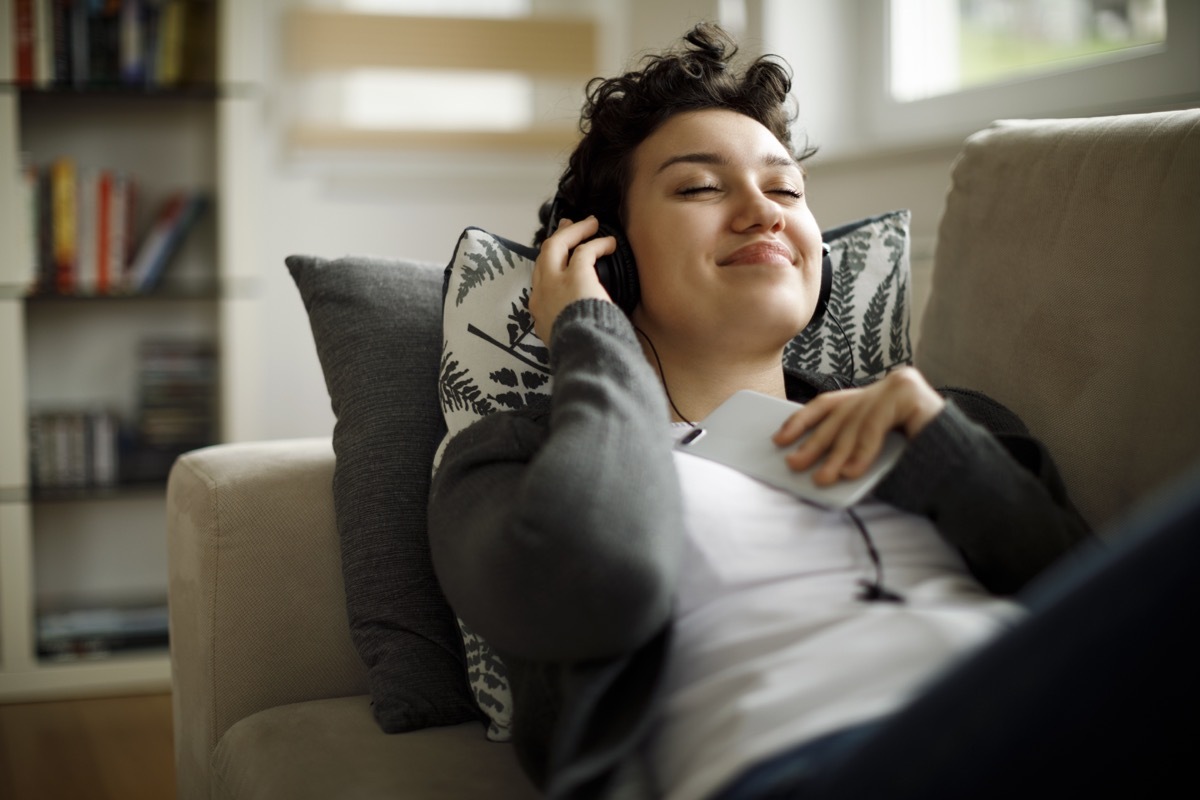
650, 432, 1024, 800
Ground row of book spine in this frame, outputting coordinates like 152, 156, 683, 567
29, 408, 121, 492
20, 157, 208, 295
28, 338, 217, 493
10, 0, 216, 90
38, 602, 169, 660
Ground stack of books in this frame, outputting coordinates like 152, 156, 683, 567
123, 337, 217, 482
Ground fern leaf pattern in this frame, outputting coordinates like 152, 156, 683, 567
826, 250, 861, 379
456, 235, 517, 307
886, 231, 912, 368
889, 259, 911, 367
457, 617, 511, 739
857, 266, 895, 377
784, 327, 825, 374
438, 344, 495, 417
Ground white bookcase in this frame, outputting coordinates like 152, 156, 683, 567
0, 0, 262, 701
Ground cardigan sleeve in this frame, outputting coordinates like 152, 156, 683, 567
872, 389, 1093, 595
427, 300, 685, 662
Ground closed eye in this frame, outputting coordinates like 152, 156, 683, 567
678, 184, 720, 196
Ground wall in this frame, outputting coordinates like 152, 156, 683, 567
242, 0, 1197, 442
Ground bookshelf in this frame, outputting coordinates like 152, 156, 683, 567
0, 0, 261, 701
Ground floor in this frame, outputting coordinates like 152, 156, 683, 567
0, 692, 175, 800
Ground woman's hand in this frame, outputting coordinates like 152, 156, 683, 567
531, 216, 616, 344
772, 367, 946, 486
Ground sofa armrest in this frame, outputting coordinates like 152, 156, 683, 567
167, 438, 368, 800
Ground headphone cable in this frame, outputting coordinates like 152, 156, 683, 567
847, 507, 905, 604
634, 325, 695, 426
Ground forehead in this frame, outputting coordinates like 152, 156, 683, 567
632, 108, 797, 179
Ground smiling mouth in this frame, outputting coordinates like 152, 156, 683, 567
718, 242, 795, 267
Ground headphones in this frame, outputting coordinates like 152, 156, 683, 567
543, 191, 834, 332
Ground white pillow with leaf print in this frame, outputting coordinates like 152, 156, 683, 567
434, 227, 551, 742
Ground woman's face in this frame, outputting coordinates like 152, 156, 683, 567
624, 108, 823, 356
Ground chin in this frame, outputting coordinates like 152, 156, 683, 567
725, 307, 810, 350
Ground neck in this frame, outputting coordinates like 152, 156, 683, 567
633, 326, 788, 424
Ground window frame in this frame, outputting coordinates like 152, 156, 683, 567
859, 0, 1200, 150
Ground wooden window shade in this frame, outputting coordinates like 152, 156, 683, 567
284, 10, 598, 152
285, 11, 597, 76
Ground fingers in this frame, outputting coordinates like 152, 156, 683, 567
773, 368, 946, 486
530, 216, 617, 345
538, 216, 599, 267
778, 391, 887, 486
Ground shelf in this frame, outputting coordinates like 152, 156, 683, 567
4, 278, 258, 302
2, 82, 257, 102
0, 482, 172, 506
0, 651, 171, 703
29, 481, 171, 505
16, 287, 223, 302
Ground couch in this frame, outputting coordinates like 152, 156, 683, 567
167, 108, 1200, 799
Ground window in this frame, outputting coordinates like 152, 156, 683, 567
866, 0, 1196, 149
891, 0, 1168, 102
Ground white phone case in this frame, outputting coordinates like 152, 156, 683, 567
675, 390, 906, 509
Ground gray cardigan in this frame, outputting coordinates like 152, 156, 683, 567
428, 300, 1091, 799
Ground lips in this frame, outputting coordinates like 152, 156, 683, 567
718, 241, 796, 268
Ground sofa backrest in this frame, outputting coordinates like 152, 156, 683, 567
916, 109, 1200, 532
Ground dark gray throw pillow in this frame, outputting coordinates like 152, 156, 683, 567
286, 254, 480, 733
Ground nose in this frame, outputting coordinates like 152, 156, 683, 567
732, 187, 785, 233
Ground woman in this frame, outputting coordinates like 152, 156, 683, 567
429, 23, 1185, 800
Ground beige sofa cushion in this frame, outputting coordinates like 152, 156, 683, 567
917, 109, 1200, 530
212, 696, 538, 800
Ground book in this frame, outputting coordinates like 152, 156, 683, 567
75, 166, 98, 294
51, 0, 73, 86
92, 168, 131, 295
119, 0, 146, 84
69, 0, 89, 87
36, 163, 55, 292
124, 189, 206, 292
96, 169, 113, 293
35, 0, 54, 86
153, 0, 184, 86
18, 163, 40, 293
13, 0, 37, 86
50, 157, 77, 295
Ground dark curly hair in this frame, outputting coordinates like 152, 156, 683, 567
535, 22, 814, 245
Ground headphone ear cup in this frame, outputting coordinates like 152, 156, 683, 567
803, 245, 834, 332
594, 221, 640, 314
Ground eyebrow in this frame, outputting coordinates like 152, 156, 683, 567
654, 151, 799, 174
